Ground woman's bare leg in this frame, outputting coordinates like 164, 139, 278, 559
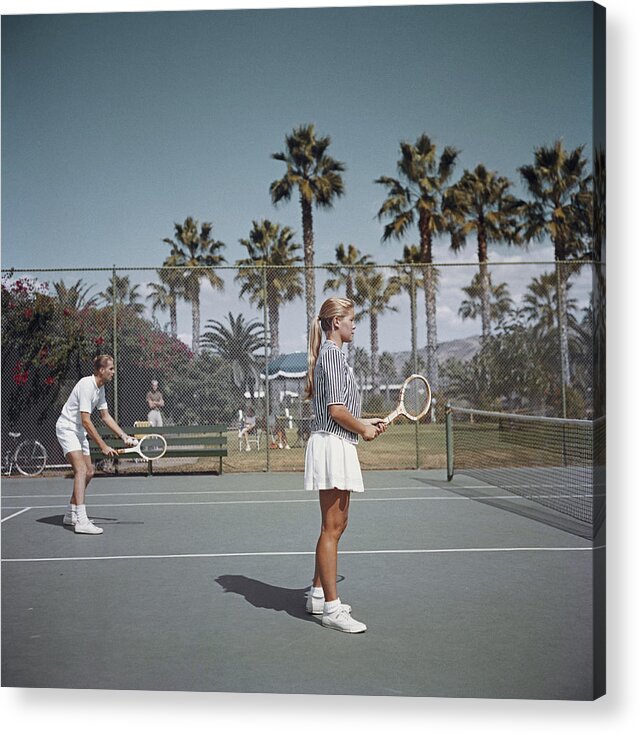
312, 488, 350, 602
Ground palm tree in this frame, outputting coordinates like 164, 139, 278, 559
235, 219, 303, 357
521, 272, 579, 338
518, 140, 592, 388
201, 312, 264, 402
443, 164, 522, 340
52, 279, 99, 310
376, 134, 459, 391
352, 346, 371, 392
458, 272, 514, 329
388, 245, 425, 377
146, 261, 185, 337
323, 243, 373, 365
163, 217, 226, 354
378, 351, 398, 403
270, 124, 346, 337
354, 268, 399, 396
99, 274, 145, 314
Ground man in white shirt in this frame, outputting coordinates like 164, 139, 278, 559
55, 354, 135, 535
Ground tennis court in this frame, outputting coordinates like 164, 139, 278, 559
1, 469, 602, 699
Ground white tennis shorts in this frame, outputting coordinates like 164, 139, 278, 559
56, 417, 90, 456
304, 431, 364, 492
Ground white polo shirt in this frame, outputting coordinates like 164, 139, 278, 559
58, 375, 108, 430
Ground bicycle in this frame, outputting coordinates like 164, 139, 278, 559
2, 431, 48, 476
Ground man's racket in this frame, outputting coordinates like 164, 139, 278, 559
116, 434, 167, 460
383, 374, 432, 424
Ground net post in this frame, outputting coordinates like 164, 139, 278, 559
445, 403, 454, 481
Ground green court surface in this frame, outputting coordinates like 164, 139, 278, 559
1, 470, 601, 699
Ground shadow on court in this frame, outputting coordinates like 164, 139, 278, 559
214, 573, 348, 623
35, 515, 145, 527
215, 575, 315, 622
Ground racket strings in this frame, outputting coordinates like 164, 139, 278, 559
138, 435, 166, 460
403, 378, 429, 418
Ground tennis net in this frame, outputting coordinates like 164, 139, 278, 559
445, 406, 604, 525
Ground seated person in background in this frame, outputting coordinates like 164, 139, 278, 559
238, 406, 257, 451
274, 414, 290, 450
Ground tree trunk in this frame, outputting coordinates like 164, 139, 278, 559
479, 263, 491, 342
410, 268, 418, 374
192, 283, 200, 354
346, 275, 353, 366
424, 267, 439, 392
169, 289, 177, 338
301, 195, 316, 341
370, 312, 379, 396
556, 261, 571, 391
419, 214, 439, 391
269, 297, 280, 358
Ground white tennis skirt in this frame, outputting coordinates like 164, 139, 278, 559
304, 431, 364, 492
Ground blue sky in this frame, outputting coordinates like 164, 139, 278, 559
2, 1, 597, 350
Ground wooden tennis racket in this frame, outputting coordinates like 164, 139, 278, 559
116, 434, 167, 460
383, 374, 432, 424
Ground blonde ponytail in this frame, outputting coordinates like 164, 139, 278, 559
305, 297, 354, 399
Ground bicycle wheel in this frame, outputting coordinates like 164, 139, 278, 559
14, 439, 47, 476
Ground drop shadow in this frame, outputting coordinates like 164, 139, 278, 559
214, 574, 346, 622
36, 514, 144, 528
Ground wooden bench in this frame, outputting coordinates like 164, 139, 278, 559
89, 424, 228, 476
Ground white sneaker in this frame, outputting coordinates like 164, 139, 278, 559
62, 512, 77, 526
245, 445, 251, 452
285, 445, 291, 450
322, 607, 367, 633
74, 520, 103, 535
306, 595, 352, 615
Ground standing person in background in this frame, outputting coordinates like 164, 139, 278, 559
146, 379, 164, 427
56, 354, 136, 535
304, 297, 387, 633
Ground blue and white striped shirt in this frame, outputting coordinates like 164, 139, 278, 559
311, 340, 361, 444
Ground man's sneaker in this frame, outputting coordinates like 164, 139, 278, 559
74, 520, 103, 535
306, 595, 352, 615
62, 512, 77, 526
322, 607, 367, 633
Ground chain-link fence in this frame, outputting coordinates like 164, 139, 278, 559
1, 261, 601, 475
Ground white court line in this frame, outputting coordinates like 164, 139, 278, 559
2, 485, 426, 499
0, 494, 597, 511
2, 545, 603, 563
1, 507, 31, 523
0, 484, 601, 500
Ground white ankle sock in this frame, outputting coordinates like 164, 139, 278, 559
324, 598, 341, 614
76, 504, 88, 523
311, 586, 324, 598
66, 503, 76, 515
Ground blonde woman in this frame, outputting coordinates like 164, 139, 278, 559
304, 297, 386, 633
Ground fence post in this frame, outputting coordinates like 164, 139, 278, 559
411, 265, 420, 469
263, 264, 270, 472
555, 261, 568, 419
112, 265, 119, 424
445, 403, 454, 481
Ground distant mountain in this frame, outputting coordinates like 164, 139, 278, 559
391, 335, 481, 371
